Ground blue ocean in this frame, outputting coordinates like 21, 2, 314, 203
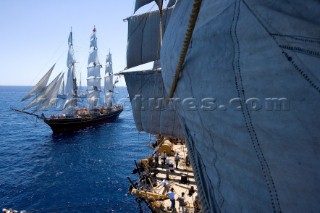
0, 86, 153, 212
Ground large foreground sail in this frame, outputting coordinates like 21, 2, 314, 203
126, 7, 173, 69
161, 0, 320, 212
123, 1, 183, 138
123, 70, 183, 138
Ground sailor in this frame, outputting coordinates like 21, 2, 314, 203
167, 188, 176, 211
174, 153, 180, 169
154, 152, 159, 165
177, 192, 188, 213
160, 178, 170, 195
185, 154, 190, 167
161, 151, 167, 166
193, 195, 201, 213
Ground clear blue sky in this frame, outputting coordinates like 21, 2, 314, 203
0, 0, 161, 86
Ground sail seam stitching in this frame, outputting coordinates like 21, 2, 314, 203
270, 33, 320, 44
232, 1, 281, 212
279, 45, 320, 58
182, 122, 217, 213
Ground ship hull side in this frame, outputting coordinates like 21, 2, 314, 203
44, 107, 123, 133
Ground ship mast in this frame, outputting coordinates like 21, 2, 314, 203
87, 26, 102, 107
64, 28, 78, 110
104, 50, 113, 107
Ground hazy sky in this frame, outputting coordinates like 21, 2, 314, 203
0, 0, 160, 86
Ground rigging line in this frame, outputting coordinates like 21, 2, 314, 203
166, 0, 202, 103
149, 71, 157, 135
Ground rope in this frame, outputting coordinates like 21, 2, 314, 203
166, 0, 202, 102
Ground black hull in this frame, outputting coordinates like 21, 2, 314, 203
44, 107, 123, 133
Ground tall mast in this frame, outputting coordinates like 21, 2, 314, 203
87, 26, 102, 107
104, 50, 113, 107
158, 1, 163, 47
64, 28, 78, 109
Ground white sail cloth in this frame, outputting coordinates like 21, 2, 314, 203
104, 52, 113, 107
123, 70, 183, 138
87, 27, 101, 107
24, 73, 62, 110
161, 0, 320, 212
21, 64, 55, 101
126, 8, 173, 69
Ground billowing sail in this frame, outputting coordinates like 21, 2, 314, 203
123, 70, 183, 138
161, 0, 320, 212
126, 7, 173, 69
134, 0, 163, 13
21, 64, 55, 101
23, 73, 62, 110
104, 51, 113, 107
38, 73, 64, 110
63, 66, 77, 109
87, 27, 101, 107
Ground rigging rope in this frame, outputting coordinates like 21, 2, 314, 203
166, 0, 202, 102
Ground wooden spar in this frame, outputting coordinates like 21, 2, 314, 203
127, 177, 137, 189
134, 160, 141, 176
11, 107, 42, 119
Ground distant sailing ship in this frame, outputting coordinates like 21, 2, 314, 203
15, 27, 123, 133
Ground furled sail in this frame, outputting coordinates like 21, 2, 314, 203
104, 51, 113, 107
87, 27, 101, 107
126, 7, 173, 69
21, 64, 55, 101
161, 0, 320, 212
123, 70, 183, 138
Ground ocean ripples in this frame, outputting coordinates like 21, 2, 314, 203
0, 87, 150, 212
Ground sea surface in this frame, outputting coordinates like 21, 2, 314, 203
0, 86, 153, 212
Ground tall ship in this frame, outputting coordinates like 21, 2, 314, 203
15, 27, 123, 133
124, 0, 320, 212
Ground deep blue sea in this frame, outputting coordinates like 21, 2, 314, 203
0, 86, 153, 212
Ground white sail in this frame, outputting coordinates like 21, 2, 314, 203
104, 75, 113, 92
68, 30, 73, 46
23, 73, 61, 110
161, 0, 320, 212
63, 66, 76, 109
64, 30, 77, 110
87, 66, 101, 78
87, 27, 101, 107
104, 52, 113, 107
87, 90, 100, 106
38, 73, 64, 110
88, 49, 100, 67
67, 45, 75, 69
21, 64, 55, 101
126, 7, 173, 69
